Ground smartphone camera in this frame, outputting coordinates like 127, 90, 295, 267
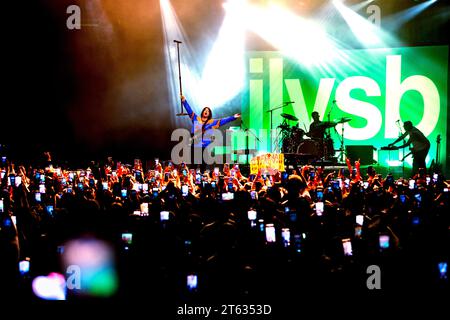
184, 240, 192, 256
293, 234, 302, 253
438, 262, 448, 280
187, 274, 198, 291
121, 189, 127, 198
433, 173, 438, 182
181, 185, 189, 197
121, 233, 132, 250
400, 194, 406, 204
342, 238, 353, 256
289, 211, 297, 222
281, 228, 290, 247
258, 219, 265, 232
0, 199, 4, 213
379, 234, 390, 251
315, 202, 324, 216
409, 179, 415, 190
411, 215, 420, 225
363, 181, 369, 189
265, 223, 276, 243
344, 179, 350, 188
354, 226, 362, 238
316, 191, 323, 201
250, 190, 257, 200
247, 210, 257, 221
160, 211, 170, 221
19, 259, 30, 276
57, 245, 65, 255
332, 181, 340, 190
89, 179, 95, 188
140, 202, 149, 215
102, 182, 108, 190
9, 175, 15, 187
355, 215, 364, 226
222, 192, 234, 201
46, 205, 54, 216
386, 175, 394, 185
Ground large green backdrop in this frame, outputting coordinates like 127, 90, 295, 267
231, 46, 447, 172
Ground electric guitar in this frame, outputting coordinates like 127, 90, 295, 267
429, 134, 441, 173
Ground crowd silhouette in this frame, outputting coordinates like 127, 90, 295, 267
0, 153, 448, 305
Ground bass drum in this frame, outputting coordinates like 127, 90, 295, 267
290, 127, 305, 141
296, 139, 321, 157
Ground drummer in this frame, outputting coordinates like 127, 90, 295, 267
307, 111, 325, 139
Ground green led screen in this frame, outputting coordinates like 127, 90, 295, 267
231, 46, 448, 172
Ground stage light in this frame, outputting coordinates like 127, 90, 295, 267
198, 0, 246, 108
383, 0, 438, 32
160, 0, 201, 125
350, 0, 375, 12
332, 0, 398, 48
246, 3, 339, 67
161, 0, 246, 125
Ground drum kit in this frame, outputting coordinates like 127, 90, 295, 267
279, 113, 352, 163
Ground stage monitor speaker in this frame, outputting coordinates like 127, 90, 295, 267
346, 145, 376, 165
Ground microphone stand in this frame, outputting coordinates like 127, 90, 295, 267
266, 102, 290, 152
174, 40, 188, 116
396, 121, 406, 177
325, 100, 336, 160
241, 121, 261, 165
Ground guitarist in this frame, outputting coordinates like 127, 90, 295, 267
388, 121, 430, 174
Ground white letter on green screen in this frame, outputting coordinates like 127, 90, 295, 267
335, 76, 382, 140
385, 55, 440, 138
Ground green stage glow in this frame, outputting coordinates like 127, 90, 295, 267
232, 46, 448, 173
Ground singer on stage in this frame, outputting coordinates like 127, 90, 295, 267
181, 95, 240, 148
181, 95, 240, 167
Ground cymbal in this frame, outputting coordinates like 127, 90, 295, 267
317, 121, 337, 128
334, 117, 352, 124
280, 113, 298, 121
